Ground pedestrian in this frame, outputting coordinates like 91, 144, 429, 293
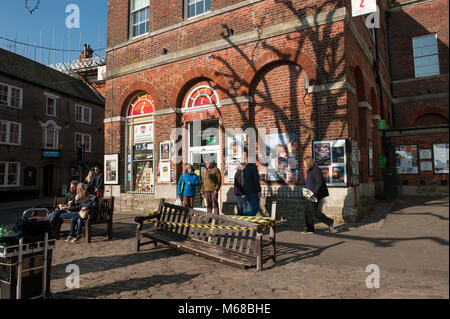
201, 160, 221, 214
233, 163, 246, 215
303, 156, 335, 233
88, 165, 104, 198
177, 164, 200, 209
242, 159, 261, 216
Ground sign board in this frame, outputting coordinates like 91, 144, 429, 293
352, 0, 377, 17
42, 150, 60, 158
378, 119, 387, 130
98, 65, 106, 81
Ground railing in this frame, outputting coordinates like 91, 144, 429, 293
48, 56, 106, 74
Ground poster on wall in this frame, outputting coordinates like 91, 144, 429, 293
265, 133, 299, 183
313, 139, 347, 186
134, 123, 154, 143
420, 161, 433, 171
160, 141, 170, 161
314, 142, 331, 166
104, 154, 119, 185
160, 162, 171, 182
368, 140, 373, 176
226, 134, 245, 160
395, 145, 419, 174
135, 162, 154, 193
420, 149, 432, 159
226, 161, 239, 183
433, 143, 449, 174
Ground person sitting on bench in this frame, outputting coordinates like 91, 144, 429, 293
48, 180, 79, 235
53, 183, 98, 242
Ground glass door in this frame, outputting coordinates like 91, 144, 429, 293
190, 151, 219, 210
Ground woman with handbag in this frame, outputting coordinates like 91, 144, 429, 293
177, 164, 200, 209
55, 183, 98, 242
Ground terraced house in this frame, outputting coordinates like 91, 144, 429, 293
0, 48, 105, 201
103, 0, 448, 222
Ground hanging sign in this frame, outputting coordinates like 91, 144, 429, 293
352, 0, 377, 17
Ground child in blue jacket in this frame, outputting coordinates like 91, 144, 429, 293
177, 164, 200, 208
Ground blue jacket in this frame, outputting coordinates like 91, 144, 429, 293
177, 172, 200, 197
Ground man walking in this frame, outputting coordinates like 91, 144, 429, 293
242, 160, 261, 217
201, 161, 221, 214
303, 156, 335, 233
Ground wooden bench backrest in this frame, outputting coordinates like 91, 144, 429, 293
155, 199, 264, 257
97, 197, 114, 221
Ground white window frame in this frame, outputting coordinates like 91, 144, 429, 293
45, 92, 59, 117
75, 104, 92, 124
412, 34, 440, 78
184, 85, 220, 112
184, 0, 211, 20
41, 120, 61, 150
75, 132, 92, 153
0, 120, 22, 145
0, 162, 21, 187
130, 0, 150, 39
0, 82, 23, 109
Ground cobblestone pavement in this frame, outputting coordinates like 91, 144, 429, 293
49, 196, 449, 299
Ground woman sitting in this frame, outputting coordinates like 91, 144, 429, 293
55, 183, 98, 243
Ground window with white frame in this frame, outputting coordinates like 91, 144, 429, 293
75, 104, 92, 124
75, 132, 92, 153
413, 34, 440, 78
41, 120, 60, 150
0, 120, 21, 145
185, 0, 211, 19
0, 82, 23, 108
130, 0, 149, 38
45, 93, 58, 117
0, 162, 20, 187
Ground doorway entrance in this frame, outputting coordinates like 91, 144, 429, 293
187, 119, 221, 210
43, 165, 54, 196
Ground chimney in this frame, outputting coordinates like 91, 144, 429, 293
79, 44, 94, 60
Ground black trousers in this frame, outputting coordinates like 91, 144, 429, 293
304, 199, 334, 231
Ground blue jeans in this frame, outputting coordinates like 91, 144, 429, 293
70, 216, 84, 237
244, 193, 260, 216
236, 195, 246, 216
48, 209, 66, 222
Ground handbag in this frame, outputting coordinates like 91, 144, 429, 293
79, 209, 89, 219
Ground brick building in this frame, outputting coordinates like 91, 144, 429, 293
387, 0, 449, 194
104, 0, 447, 221
0, 48, 105, 201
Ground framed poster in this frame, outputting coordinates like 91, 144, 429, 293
226, 134, 245, 160
104, 154, 119, 185
134, 142, 153, 160
226, 161, 239, 183
368, 140, 373, 177
433, 143, 449, 174
265, 133, 299, 182
160, 141, 171, 161
160, 162, 171, 182
314, 139, 347, 186
395, 145, 419, 174
420, 149, 432, 159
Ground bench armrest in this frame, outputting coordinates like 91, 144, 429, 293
135, 213, 160, 224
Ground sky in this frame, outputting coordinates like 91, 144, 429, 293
0, 0, 108, 65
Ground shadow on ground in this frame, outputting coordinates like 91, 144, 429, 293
53, 273, 199, 299
51, 248, 182, 280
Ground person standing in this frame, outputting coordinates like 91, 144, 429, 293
201, 161, 221, 214
177, 164, 200, 209
303, 156, 335, 233
233, 163, 246, 215
242, 160, 261, 217
88, 165, 104, 198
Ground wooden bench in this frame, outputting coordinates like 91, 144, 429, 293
46, 196, 114, 243
135, 199, 277, 271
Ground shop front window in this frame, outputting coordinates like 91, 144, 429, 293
125, 93, 155, 193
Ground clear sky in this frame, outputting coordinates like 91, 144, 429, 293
0, 0, 108, 65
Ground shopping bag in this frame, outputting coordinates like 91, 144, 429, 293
174, 197, 183, 206
302, 188, 318, 202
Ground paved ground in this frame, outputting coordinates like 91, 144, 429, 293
2, 195, 449, 299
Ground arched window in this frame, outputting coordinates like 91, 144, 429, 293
125, 93, 155, 193
41, 120, 60, 150
185, 85, 219, 109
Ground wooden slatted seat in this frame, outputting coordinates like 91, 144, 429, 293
135, 198, 277, 271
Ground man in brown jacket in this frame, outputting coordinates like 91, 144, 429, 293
201, 161, 221, 214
